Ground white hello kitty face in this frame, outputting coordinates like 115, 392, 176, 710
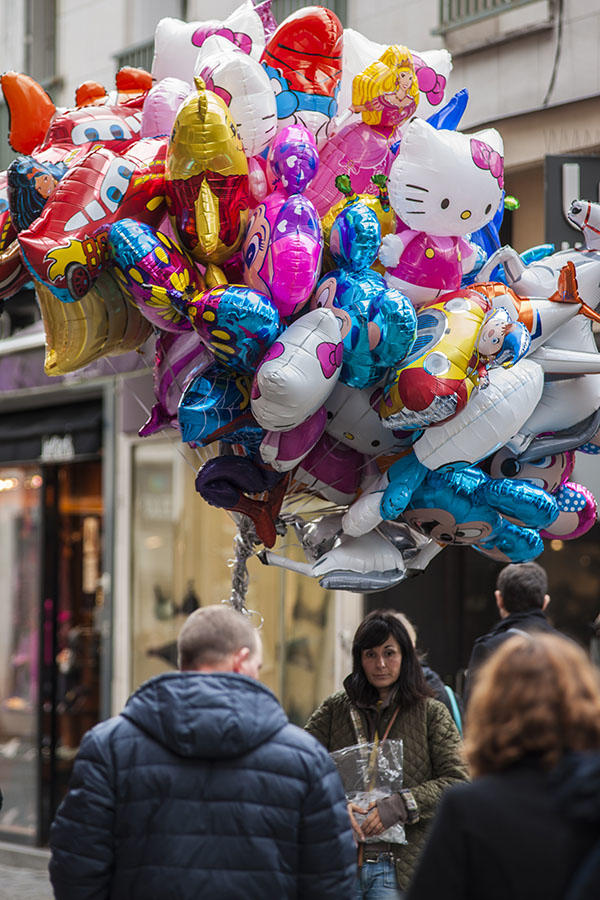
388, 118, 504, 237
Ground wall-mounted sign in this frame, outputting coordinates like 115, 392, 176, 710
41, 434, 75, 461
545, 155, 600, 249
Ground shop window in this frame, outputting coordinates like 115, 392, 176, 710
0, 465, 43, 842
129, 439, 359, 721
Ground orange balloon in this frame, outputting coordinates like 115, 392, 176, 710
116, 67, 153, 102
1, 72, 56, 154
75, 81, 108, 107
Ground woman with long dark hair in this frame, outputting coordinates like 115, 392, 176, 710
407, 633, 600, 900
306, 609, 467, 899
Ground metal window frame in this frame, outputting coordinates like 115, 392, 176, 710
271, 0, 347, 24
114, 39, 155, 74
434, 0, 542, 35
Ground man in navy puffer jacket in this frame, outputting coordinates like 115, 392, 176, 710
49, 604, 356, 899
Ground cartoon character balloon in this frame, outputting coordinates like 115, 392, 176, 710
165, 77, 249, 266
351, 45, 419, 136
195, 34, 278, 159
261, 6, 343, 146
14, 137, 167, 301
379, 118, 504, 307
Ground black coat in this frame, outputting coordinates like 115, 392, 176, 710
406, 756, 600, 900
49, 671, 356, 900
464, 608, 556, 702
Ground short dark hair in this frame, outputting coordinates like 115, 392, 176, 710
177, 605, 258, 670
347, 609, 431, 707
496, 562, 548, 613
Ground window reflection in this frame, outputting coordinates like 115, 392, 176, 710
0, 466, 42, 840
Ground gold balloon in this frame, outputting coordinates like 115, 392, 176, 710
36, 272, 152, 376
165, 76, 249, 266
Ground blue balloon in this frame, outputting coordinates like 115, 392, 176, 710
427, 88, 469, 131
380, 463, 558, 563
178, 366, 263, 449
314, 200, 417, 388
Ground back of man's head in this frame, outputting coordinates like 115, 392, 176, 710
496, 562, 548, 613
177, 604, 259, 673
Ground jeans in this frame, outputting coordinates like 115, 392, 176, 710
354, 856, 404, 899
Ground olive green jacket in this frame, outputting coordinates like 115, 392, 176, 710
305, 691, 468, 890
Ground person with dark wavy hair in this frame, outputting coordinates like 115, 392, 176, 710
407, 633, 600, 900
306, 609, 467, 899
7, 155, 67, 232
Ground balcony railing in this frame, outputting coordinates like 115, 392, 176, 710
114, 39, 155, 74
435, 0, 541, 34
272, 0, 346, 23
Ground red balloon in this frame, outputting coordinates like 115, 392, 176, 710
16, 137, 168, 301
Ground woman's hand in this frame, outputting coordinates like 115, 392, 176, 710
347, 801, 387, 842
360, 801, 387, 838
347, 801, 367, 842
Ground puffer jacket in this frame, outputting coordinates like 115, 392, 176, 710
49, 671, 356, 900
305, 690, 468, 891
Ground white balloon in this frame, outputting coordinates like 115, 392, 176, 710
194, 34, 277, 158
152, 2, 265, 86
414, 359, 544, 470
251, 308, 343, 431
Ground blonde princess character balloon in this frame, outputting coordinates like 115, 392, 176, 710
351, 45, 420, 137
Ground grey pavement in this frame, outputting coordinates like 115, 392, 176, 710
0, 862, 54, 899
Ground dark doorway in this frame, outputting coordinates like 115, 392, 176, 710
38, 460, 103, 844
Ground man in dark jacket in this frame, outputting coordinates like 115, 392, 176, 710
464, 561, 556, 703
49, 604, 356, 900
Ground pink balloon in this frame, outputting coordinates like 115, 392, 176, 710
304, 122, 393, 218
139, 331, 213, 437
294, 433, 365, 505
141, 78, 191, 138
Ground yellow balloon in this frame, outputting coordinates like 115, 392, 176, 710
166, 76, 249, 265
381, 292, 488, 427
36, 272, 152, 376
351, 45, 420, 129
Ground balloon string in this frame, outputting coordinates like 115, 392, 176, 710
227, 514, 260, 612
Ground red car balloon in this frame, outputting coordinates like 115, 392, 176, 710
16, 137, 167, 302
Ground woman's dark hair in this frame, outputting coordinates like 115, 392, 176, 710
7, 155, 66, 232
346, 609, 432, 708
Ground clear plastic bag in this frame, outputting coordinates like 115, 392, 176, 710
331, 739, 406, 844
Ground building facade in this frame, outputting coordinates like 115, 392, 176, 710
0, 0, 599, 847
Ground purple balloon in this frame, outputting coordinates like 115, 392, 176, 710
139, 331, 213, 437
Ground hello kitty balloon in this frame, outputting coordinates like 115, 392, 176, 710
379, 118, 504, 308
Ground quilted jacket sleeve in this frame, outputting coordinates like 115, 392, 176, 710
304, 696, 334, 749
49, 725, 116, 900
297, 744, 357, 899
407, 700, 469, 822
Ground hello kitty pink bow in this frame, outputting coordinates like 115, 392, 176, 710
470, 138, 504, 190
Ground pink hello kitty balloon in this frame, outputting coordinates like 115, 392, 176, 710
379, 118, 504, 308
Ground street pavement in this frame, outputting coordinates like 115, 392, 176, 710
0, 862, 54, 899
